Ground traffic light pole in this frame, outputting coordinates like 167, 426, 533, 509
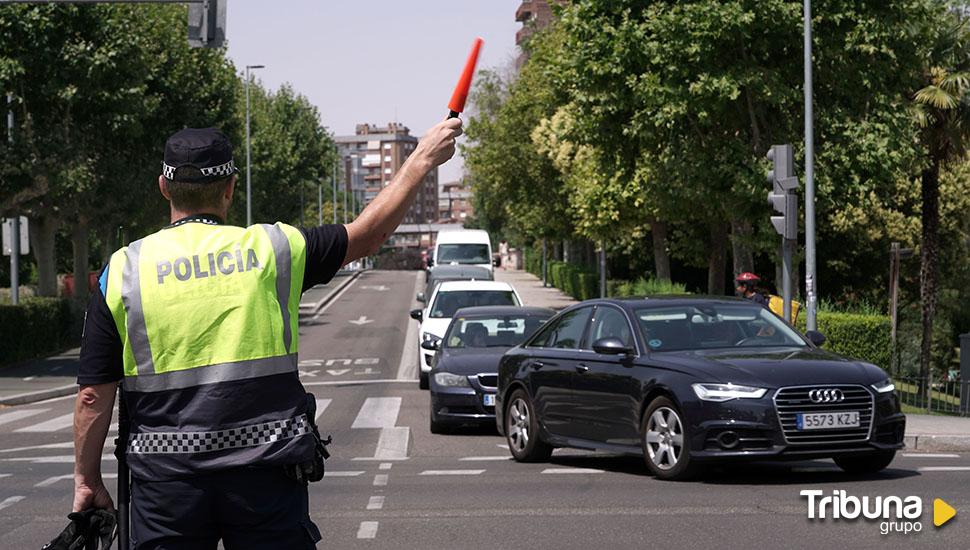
804, 0, 818, 331
7, 94, 19, 306
782, 238, 793, 322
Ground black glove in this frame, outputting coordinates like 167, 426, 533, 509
42, 509, 117, 550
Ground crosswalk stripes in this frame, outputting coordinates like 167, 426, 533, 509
15, 413, 74, 433
0, 408, 48, 427
351, 397, 401, 429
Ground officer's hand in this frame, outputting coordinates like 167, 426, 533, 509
413, 118, 463, 169
73, 480, 115, 513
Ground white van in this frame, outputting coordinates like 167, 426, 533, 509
433, 229, 494, 273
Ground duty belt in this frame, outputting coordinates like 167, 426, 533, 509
127, 415, 311, 454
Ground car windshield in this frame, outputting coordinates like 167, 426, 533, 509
437, 244, 490, 265
445, 315, 549, 348
634, 304, 807, 352
430, 290, 517, 318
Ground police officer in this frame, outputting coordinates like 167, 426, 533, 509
735, 272, 769, 308
72, 119, 461, 549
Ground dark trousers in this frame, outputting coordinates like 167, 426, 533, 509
130, 467, 321, 550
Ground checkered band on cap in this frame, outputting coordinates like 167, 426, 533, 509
127, 414, 311, 455
161, 160, 236, 181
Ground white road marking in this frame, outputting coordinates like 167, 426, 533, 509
325, 471, 365, 477
918, 466, 970, 472
902, 453, 960, 458
374, 427, 409, 460
357, 521, 379, 539
352, 457, 410, 462
326, 369, 351, 376
35, 473, 118, 488
419, 469, 485, 476
373, 474, 388, 486
460, 456, 511, 461
314, 399, 332, 421
348, 316, 373, 326
310, 277, 359, 322
15, 413, 74, 433
0, 441, 74, 454
541, 468, 605, 475
366, 496, 385, 510
351, 397, 401, 429
3, 454, 113, 464
360, 285, 389, 291
496, 444, 509, 450
0, 408, 49, 427
0, 474, 11, 478
396, 271, 422, 381
304, 379, 414, 387
0, 496, 25, 511
22, 376, 36, 381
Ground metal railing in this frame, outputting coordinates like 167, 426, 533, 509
893, 376, 970, 417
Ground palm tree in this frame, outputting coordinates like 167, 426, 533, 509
912, 22, 970, 392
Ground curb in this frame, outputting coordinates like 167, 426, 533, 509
2, 271, 367, 408
905, 434, 970, 452
0, 384, 77, 407
301, 269, 365, 316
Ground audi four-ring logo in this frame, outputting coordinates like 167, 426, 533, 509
809, 389, 844, 403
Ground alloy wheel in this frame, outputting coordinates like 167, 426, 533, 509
507, 397, 531, 453
645, 407, 684, 471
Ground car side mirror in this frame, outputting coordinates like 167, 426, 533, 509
416, 292, 426, 303
806, 330, 826, 347
409, 309, 423, 322
592, 337, 634, 356
420, 340, 439, 351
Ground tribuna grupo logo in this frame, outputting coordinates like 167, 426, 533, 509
800, 490, 957, 535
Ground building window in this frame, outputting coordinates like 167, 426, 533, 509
383, 143, 391, 150
384, 155, 391, 162
384, 168, 392, 174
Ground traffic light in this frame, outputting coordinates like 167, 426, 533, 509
766, 144, 799, 240
188, 0, 226, 48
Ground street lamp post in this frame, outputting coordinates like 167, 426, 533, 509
245, 64, 265, 227
803, 0, 818, 330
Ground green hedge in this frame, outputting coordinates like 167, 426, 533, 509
798, 311, 891, 370
0, 298, 80, 365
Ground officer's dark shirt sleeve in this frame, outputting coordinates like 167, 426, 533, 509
77, 279, 124, 385
300, 224, 349, 293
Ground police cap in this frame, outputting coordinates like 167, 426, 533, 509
162, 128, 239, 184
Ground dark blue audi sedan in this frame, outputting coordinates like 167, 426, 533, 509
495, 297, 905, 480
426, 306, 554, 433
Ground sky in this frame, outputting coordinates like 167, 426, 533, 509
225, 1, 524, 184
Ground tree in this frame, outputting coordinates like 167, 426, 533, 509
911, 11, 970, 384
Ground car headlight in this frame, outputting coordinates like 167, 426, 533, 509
692, 383, 767, 402
871, 379, 896, 393
422, 332, 442, 346
434, 372, 470, 387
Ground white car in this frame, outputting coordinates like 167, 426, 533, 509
409, 280, 522, 389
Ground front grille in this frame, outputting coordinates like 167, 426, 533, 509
476, 374, 498, 390
774, 385, 874, 445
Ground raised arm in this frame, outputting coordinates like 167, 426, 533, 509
343, 118, 462, 264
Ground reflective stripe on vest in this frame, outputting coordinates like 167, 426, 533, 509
127, 414, 311, 455
106, 222, 307, 392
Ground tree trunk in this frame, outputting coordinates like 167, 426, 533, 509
650, 220, 671, 282
730, 219, 755, 277
72, 220, 90, 303
707, 223, 728, 295
29, 214, 59, 297
919, 161, 941, 384
101, 224, 118, 266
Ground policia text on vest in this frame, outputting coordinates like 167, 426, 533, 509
156, 248, 260, 284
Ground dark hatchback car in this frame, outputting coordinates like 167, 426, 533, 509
495, 297, 905, 480
427, 306, 554, 433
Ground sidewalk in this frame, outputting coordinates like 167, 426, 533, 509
494, 268, 577, 311
904, 414, 970, 451
0, 348, 80, 406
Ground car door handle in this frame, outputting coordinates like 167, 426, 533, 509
531, 360, 547, 370
575, 364, 590, 373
